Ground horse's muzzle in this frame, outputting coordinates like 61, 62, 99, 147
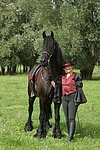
40, 59, 48, 66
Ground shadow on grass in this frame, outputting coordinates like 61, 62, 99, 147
60, 122, 100, 139
77, 123, 100, 139
91, 76, 100, 80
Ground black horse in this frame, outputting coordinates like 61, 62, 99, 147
24, 31, 64, 138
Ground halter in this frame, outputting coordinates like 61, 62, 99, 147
41, 42, 55, 66
40, 43, 55, 83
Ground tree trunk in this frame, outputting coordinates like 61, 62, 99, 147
12, 66, 16, 74
7, 66, 10, 74
80, 66, 94, 80
1, 66, 5, 75
23, 65, 28, 73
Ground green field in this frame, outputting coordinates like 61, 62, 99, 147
0, 71, 100, 150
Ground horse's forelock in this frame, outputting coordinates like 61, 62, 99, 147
43, 35, 54, 51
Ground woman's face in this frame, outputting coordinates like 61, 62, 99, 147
64, 65, 73, 73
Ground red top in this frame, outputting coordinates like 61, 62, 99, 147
62, 72, 76, 96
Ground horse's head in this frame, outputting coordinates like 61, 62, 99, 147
40, 31, 55, 66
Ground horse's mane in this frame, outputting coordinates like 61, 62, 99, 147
50, 39, 64, 78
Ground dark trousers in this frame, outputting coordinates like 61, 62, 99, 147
62, 93, 78, 140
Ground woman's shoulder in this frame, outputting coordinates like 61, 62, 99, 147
74, 72, 82, 81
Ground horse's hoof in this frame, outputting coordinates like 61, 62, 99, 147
53, 134, 62, 139
57, 134, 62, 139
24, 123, 33, 132
33, 133, 46, 138
53, 129, 62, 139
33, 133, 38, 138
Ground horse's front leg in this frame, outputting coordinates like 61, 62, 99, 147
53, 103, 62, 139
34, 99, 47, 138
24, 96, 36, 132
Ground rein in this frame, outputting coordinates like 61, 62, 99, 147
41, 67, 50, 85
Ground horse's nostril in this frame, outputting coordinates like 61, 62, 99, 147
43, 59, 46, 62
40, 58, 46, 63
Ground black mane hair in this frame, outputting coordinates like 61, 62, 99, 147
50, 39, 64, 78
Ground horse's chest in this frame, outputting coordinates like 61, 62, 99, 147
35, 73, 51, 96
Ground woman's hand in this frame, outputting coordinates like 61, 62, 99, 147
51, 81, 55, 88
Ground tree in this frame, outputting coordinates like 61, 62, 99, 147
75, 0, 100, 79
56, 0, 100, 79
0, 0, 41, 74
0, 0, 100, 78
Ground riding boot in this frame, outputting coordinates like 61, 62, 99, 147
68, 122, 75, 142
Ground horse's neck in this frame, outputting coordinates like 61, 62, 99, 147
50, 51, 64, 77
51, 61, 62, 75
48, 65, 59, 81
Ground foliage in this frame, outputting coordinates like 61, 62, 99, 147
0, 69, 100, 149
0, 0, 41, 73
76, 0, 100, 79
0, 0, 100, 78
56, 0, 100, 79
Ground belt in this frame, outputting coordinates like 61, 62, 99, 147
63, 92, 76, 97
63, 94, 67, 96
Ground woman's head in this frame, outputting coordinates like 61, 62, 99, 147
63, 60, 74, 74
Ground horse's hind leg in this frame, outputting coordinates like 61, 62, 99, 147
24, 96, 36, 132
53, 103, 62, 139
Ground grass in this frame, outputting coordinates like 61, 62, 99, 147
0, 71, 100, 150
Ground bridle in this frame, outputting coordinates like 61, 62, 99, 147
41, 50, 54, 66
41, 42, 55, 66
40, 42, 56, 82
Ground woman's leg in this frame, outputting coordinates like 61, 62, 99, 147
62, 96, 69, 133
68, 94, 78, 141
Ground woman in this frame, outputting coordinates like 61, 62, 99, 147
61, 60, 87, 142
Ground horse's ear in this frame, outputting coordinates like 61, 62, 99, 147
43, 31, 46, 39
51, 31, 54, 39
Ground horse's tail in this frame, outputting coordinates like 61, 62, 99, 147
48, 102, 52, 119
